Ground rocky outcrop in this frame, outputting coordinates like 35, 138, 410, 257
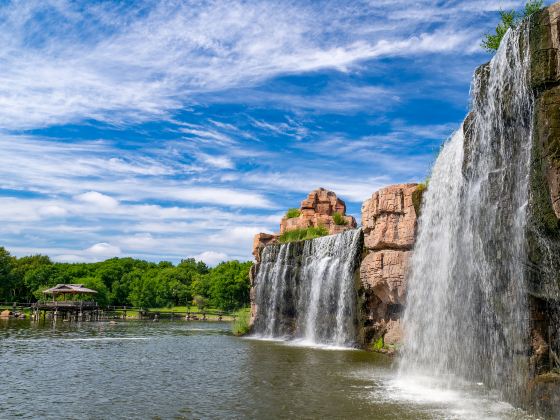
252, 233, 278, 263
359, 184, 420, 348
361, 184, 418, 250
252, 188, 356, 264
280, 188, 356, 235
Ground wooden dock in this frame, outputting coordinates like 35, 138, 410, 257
1, 302, 237, 322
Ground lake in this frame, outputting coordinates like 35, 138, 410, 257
0, 320, 533, 419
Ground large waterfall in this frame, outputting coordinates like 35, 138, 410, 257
401, 24, 533, 402
252, 229, 362, 347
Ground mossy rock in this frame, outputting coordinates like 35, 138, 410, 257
412, 184, 426, 216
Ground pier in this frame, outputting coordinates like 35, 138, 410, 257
31, 284, 100, 321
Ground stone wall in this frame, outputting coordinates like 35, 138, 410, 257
359, 184, 420, 350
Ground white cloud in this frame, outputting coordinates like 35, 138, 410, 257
38, 205, 68, 217
192, 251, 229, 266
85, 242, 121, 257
196, 153, 235, 169
53, 254, 89, 263
118, 233, 157, 251
75, 191, 119, 209
171, 187, 273, 208
0, 0, 492, 130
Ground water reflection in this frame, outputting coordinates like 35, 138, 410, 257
0, 320, 533, 419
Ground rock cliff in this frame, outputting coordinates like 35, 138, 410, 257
525, 8, 560, 415
359, 184, 420, 349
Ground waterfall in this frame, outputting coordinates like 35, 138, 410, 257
252, 229, 362, 347
401, 24, 533, 402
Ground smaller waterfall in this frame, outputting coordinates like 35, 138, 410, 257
252, 229, 362, 347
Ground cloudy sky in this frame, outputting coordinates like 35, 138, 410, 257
0, 0, 527, 264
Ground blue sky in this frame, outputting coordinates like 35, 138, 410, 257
0, 0, 526, 264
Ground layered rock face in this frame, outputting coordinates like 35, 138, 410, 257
280, 188, 357, 235
524, 8, 560, 415
359, 184, 420, 347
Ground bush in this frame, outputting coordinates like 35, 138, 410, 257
278, 226, 329, 243
481, 1, 543, 53
285, 208, 301, 219
332, 212, 347, 226
412, 182, 427, 216
232, 307, 251, 336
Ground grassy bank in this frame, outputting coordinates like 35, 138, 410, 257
232, 307, 251, 335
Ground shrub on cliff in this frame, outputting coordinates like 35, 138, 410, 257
332, 212, 347, 226
481, 0, 543, 53
285, 208, 301, 219
278, 226, 328, 243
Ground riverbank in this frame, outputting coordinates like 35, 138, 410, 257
0, 304, 247, 322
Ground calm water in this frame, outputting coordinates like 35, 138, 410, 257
0, 320, 533, 419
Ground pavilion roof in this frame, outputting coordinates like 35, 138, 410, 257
42, 284, 98, 295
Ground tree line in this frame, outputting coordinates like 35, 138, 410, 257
0, 247, 252, 311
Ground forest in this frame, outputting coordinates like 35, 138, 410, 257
0, 247, 252, 311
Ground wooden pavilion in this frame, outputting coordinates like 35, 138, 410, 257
32, 284, 100, 321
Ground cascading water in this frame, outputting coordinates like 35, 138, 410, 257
401, 23, 533, 403
252, 229, 362, 347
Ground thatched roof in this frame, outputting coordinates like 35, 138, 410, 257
42, 284, 98, 295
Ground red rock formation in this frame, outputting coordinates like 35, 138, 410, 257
360, 183, 420, 347
360, 250, 410, 305
280, 188, 356, 235
252, 188, 357, 264
361, 183, 418, 250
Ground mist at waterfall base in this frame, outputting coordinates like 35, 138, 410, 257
398, 23, 534, 410
251, 229, 362, 349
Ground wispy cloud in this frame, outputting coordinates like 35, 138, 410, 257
0, 0, 522, 262
0, 0, 502, 130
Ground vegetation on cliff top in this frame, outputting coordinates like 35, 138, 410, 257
285, 208, 301, 219
278, 226, 329, 243
481, 0, 543, 53
332, 211, 348, 226
0, 247, 252, 311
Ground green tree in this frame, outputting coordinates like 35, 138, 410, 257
207, 261, 252, 311
0, 247, 15, 301
481, 1, 544, 53
193, 294, 209, 311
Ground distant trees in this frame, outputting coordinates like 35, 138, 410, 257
0, 247, 252, 311
481, 0, 544, 53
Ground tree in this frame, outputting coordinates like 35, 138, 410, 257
0, 247, 15, 301
207, 261, 252, 311
193, 295, 209, 311
481, 1, 544, 53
